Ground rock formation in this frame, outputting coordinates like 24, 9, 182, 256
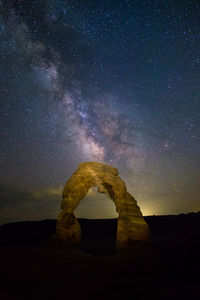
56, 162, 151, 245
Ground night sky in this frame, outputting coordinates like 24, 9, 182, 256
0, 0, 200, 224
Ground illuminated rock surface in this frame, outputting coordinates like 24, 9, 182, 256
56, 162, 150, 245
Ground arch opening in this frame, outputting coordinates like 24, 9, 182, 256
74, 186, 119, 255
74, 186, 118, 219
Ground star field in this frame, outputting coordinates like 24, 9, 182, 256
0, 0, 200, 223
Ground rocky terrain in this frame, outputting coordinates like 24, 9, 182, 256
0, 212, 200, 299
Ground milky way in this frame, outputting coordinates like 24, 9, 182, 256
0, 1, 200, 223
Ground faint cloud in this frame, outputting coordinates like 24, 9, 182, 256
0, 185, 61, 224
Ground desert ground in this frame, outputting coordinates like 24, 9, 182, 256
0, 213, 200, 299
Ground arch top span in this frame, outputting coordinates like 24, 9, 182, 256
56, 162, 151, 245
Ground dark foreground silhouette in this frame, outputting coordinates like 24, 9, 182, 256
0, 212, 200, 299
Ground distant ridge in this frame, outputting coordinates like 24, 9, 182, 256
0, 211, 200, 244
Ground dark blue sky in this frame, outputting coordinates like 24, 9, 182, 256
0, 0, 200, 223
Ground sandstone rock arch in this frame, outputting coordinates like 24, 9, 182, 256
56, 162, 151, 245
